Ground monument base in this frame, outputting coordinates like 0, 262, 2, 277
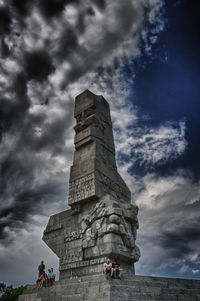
19, 274, 200, 301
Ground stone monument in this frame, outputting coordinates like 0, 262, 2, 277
19, 90, 200, 301
43, 89, 140, 279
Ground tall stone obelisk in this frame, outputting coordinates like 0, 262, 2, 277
43, 90, 140, 279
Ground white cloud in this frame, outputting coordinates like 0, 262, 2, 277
192, 269, 200, 275
132, 121, 187, 168
132, 170, 200, 276
191, 254, 200, 262
113, 104, 187, 170
178, 264, 190, 275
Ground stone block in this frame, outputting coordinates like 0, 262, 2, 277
19, 275, 200, 301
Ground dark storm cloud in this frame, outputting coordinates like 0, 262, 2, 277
0, 22, 74, 241
24, 50, 54, 81
10, 0, 33, 16
0, 38, 10, 57
158, 218, 200, 258
0, 95, 29, 135
159, 232, 192, 258
76, 12, 87, 34
0, 67, 29, 135
0, 72, 74, 241
0, 175, 66, 241
0, 6, 11, 35
55, 27, 79, 61
9, 0, 80, 20
39, 0, 80, 18
0, 162, 67, 240
0, 1, 75, 239
86, 7, 95, 16
135, 172, 200, 276
13, 72, 27, 96
39, 0, 66, 18
93, 0, 106, 10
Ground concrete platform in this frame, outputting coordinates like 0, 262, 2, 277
19, 274, 200, 301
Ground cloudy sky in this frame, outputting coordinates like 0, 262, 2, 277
0, 0, 200, 287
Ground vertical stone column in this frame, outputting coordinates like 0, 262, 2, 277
43, 90, 140, 279
68, 89, 131, 207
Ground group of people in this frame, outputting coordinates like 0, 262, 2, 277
36, 258, 121, 285
36, 261, 55, 288
103, 259, 122, 280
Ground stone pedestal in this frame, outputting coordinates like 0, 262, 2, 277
19, 274, 200, 301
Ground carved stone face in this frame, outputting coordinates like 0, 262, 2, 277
74, 105, 96, 133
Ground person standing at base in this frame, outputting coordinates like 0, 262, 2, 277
103, 258, 112, 280
112, 259, 122, 279
38, 261, 45, 277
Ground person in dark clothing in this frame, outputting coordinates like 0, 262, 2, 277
112, 260, 122, 279
38, 261, 45, 277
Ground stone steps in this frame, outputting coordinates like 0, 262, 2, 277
19, 274, 200, 301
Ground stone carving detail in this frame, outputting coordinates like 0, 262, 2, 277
65, 230, 83, 242
60, 257, 106, 271
80, 198, 140, 262
68, 173, 95, 204
74, 108, 96, 133
60, 249, 83, 265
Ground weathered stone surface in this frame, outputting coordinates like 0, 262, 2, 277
43, 90, 140, 279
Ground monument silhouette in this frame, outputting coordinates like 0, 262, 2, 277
19, 90, 200, 301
